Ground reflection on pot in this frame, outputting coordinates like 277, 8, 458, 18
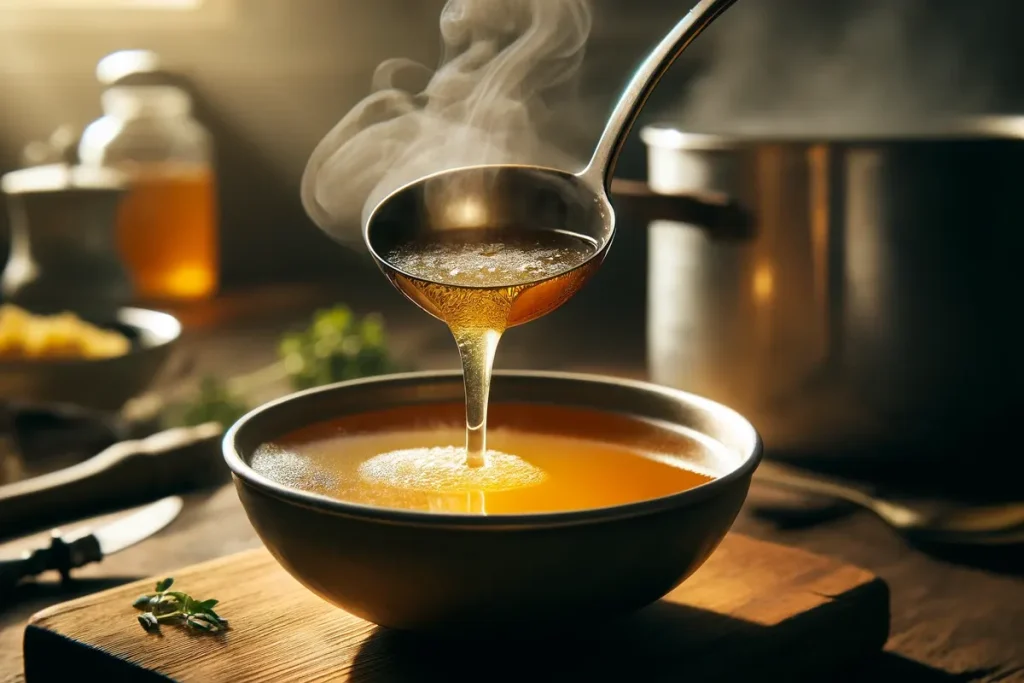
634, 120, 1024, 464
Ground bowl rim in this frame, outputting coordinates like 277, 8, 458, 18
223, 369, 764, 529
0, 306, 181, 368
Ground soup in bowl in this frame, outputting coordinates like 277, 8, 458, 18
224, 370, 762, 635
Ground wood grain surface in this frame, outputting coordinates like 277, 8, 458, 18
23, 534, 889, 683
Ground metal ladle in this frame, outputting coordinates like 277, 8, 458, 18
364, 0, 740, 266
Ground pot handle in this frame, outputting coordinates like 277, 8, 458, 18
609, 177, 755, 241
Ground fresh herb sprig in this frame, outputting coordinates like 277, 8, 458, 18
166, 305, 400, 429
279, 306, 396, 391
174, 376, 252, 429
132, 578, 227, 634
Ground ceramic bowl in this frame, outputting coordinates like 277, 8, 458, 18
0, 307, 181, 412
224, 370, 762, 635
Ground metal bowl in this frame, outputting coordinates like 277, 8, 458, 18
0, 307, 181, 412
224, 370, 763, 635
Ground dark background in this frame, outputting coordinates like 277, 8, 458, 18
2, 0, 1023, 288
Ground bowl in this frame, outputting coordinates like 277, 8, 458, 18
0, 307, 181, 412
224, 370, 763, 635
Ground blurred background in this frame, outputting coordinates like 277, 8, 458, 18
2, 0, 1024, 505
3, 0, 1024, 288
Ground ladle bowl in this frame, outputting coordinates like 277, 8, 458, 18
224, 370, 763, 635
365, 165, 613, 281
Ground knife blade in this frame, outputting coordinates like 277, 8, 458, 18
0, 495, 183, 599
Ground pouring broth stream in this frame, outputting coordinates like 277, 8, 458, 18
374, 226, 603, 491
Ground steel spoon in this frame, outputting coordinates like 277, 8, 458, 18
755, 462, 1024, 546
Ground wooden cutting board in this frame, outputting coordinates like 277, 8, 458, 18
23, 534, 889, 682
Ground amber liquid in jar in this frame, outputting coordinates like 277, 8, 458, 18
117, 162, 218, 301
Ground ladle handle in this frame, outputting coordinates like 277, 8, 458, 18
582, 0, 739, 192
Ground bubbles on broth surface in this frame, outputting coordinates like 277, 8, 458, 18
249, 444, 338, 492
358, 446, 546, 494
385, 232, 595, 288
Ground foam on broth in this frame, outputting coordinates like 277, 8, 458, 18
251, 403, 735, 515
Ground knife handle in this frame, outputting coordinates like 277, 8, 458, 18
0, 531, 102, 599
0, 422, 225, 541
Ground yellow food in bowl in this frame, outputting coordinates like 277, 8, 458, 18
0, 304, 131, 360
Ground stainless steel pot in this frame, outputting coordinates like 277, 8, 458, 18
634, 118, 1024, 464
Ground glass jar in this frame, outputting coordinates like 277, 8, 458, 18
79, 84, 218, 302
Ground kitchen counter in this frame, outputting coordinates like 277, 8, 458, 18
1, 279, 1022, 682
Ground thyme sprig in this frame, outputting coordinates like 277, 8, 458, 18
132, 578, 227, 634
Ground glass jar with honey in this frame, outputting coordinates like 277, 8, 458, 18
79, 84, 218, 302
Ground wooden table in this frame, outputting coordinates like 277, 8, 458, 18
1, 278, 1022, 682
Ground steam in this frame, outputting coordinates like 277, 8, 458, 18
669, 0, 1002, 136
302, 0, 592, 243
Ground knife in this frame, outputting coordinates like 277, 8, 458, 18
0, 495, 183, 599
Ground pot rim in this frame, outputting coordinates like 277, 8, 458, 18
223, 369, 763, 530
641, 115, 1024, 149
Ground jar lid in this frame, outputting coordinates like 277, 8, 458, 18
1, 164, 127, 195
97, 50, 162, 86
101, 85, 191, 119
641, 125, 739, 151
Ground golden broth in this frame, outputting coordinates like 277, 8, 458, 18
381, 227, 602, 468
251, 403, 728, 515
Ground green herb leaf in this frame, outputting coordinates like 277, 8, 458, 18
152, 594, 180, 615
186, 613, 223, 632
155, 578, 173, 592
138, 613, 159, 631
199, 606, 227, 624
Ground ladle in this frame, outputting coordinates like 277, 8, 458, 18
363, 0, 740, 261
